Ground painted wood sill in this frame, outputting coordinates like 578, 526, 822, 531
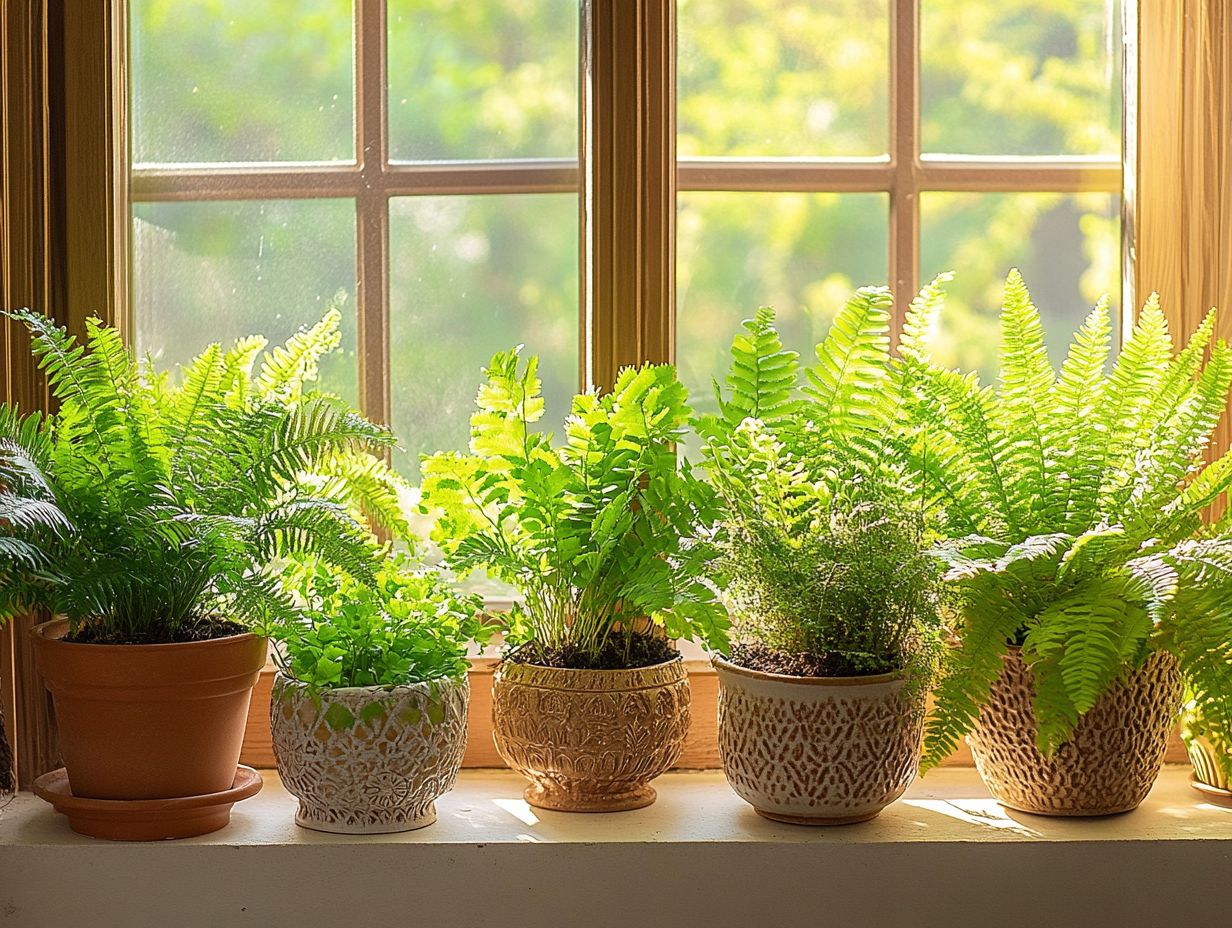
2, 767, 1230, 927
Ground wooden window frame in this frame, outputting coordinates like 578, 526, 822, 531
4, 0, 1229, 784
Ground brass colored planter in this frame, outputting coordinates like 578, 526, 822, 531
492, 657, 690, 812
714, 656, 925, 825
969, 647, 1181, 816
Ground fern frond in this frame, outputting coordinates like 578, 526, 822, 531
921, 600, 1022, 771
255, 498, 378, 581
309, 451, 412, 539
255, 307, 343, 401
913, 366, 1016, 536
714, 307, 800, 429
802, 286, 894, 450
996, 271, 1056, 532
244, 395, 394, 497
899, 273, 953, 363
221, 334, 268, 405
1047, 299, 1112, 529
1124, 340, 1232, 526
1097, 294, 1173, 513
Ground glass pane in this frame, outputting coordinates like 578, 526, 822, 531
389, 195, 579, 478
132, 0, 354, 163
920, 192, 1120, 379
678, 0, 889, 157
676, 192, 889, 444
387, 1, 578, 161
133, 199, 358, 403
921, 0, 1122, 156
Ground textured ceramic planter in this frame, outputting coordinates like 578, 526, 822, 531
969, 647, 1181, 816
492, 656, 690, 812
714, 655, 924, 825
271, 673, 469, 834
31, 618, 267, 803
1184, 729, 1232, 802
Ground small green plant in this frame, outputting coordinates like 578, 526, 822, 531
0, 308, 398, 642
903, 272, 1232, 775
270, 553, 489, 688
421, 349, 728, 668
700, 297, 942, 683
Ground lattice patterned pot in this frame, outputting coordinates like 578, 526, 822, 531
714, 655, 925, 825
492, 656, 690, 812
271, 673, 469, 834
969, 647, 1181, 816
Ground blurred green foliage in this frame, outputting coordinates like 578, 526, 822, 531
131, 0, 1122, 478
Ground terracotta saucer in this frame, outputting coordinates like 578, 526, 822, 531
1189, 774, 1232, 808
33, 765, 263, 841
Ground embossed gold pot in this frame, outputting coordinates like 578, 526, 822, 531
271, 673, 469, 834
714, 655, 925, 825
969, 647, 1182, 816
491, 656, 690, 812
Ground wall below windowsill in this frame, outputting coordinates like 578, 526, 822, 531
3, 767, 1230, 927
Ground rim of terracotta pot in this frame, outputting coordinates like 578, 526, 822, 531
31, 616, 263, 652
498, 650, 684, 675
272, 670, 468, 697
712, 653, 905, 687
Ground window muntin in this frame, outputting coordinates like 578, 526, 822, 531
130, 1, 581, 477
677, 0, 1125, 392
131, 1, 1128, 479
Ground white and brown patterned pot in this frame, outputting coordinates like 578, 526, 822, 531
270, 672, 469, 834
714, 655, 925, 825
491, 657, 690, 812
969, 647, 1182, 816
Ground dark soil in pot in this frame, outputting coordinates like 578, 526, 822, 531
509, 630, 678, 670
729, 641, 895, 678
65, 615, 247, 645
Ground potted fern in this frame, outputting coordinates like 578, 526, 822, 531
910, 272, 1232, 815
0, 309, 398, 839
269, 553, 488, 833
422, 350, 728, 811
700, 295, 942, 824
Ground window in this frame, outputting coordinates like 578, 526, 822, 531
675, 0, 1124, 414
130, 0, 1125, 476
131, 0, 580, 477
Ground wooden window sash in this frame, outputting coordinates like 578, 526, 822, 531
1135, 0, 1232, 518
1, 0, 128, 788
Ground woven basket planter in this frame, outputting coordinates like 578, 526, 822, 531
714, 655, 925, 825
271, 673, 469, 833
492, 657, 690, 812
969, 647, 1181, 816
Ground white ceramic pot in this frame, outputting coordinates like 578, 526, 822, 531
271, 672, 469, 834
714, 655, 924, 824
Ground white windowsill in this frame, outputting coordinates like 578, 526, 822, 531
3, 767, 1230, 927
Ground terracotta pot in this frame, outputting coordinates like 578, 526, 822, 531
31, 618, 267, 801
492, 656, 690, 812
969, 647, 1181, 816
714, 655, 924, 825
271, 672, 469, 834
